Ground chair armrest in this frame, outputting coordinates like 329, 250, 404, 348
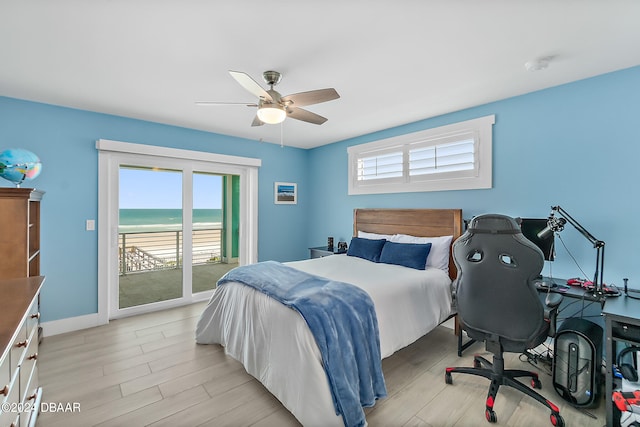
544, 292, 562, 309
543, 292, 563, 337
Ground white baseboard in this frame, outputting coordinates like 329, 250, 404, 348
41, 313, 107, 337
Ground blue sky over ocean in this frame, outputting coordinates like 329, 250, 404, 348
119, 168, 222, 209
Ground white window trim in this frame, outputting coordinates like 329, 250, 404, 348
348, 115, 495, 195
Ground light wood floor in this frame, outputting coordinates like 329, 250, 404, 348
38, 303, 606, 427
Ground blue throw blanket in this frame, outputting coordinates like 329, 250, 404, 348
218, 261, 387, 427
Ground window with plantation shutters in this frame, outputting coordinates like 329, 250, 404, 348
357, 147, 403, 181
409, 135, 475, 178
348, 115, 495, 195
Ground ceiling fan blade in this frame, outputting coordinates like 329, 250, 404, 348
251, 115, 264, 127
286, 107, 328, 125
229, 71, 273, 102
195, 101, 258, 107
281, 88, 339, 107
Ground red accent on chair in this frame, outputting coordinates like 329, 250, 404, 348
486, 396, 495, 408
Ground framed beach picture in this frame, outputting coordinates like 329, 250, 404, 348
274, 182, 297, 204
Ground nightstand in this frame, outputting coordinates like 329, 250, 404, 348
309, 246, 345, 259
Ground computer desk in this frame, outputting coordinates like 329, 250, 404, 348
602, 295, 640, 427
536, 278, 606, 328
535, 277, 605, 301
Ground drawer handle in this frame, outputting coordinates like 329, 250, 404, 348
30, 312, 40, 319
28, 352, 38, 361
1, 384, 8, 396
15, 339, 28, 348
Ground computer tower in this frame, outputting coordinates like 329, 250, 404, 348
552, 317, 603, 407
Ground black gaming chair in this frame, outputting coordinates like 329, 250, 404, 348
444, 214, 565, 426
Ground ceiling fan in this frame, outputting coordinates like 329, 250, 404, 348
196, 70, 340, 126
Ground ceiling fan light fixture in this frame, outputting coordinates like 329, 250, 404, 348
257, 104, 286, 124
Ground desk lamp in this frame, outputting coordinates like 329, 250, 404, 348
537, 205, 605, 299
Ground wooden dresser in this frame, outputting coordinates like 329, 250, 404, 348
0, 188, 45, 426
0, 276, 44, 427
0, 188, 43, 279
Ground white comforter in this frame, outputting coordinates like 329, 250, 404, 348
195, 255, 453, 426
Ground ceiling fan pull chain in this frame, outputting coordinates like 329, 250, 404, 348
281, 121, 284, 148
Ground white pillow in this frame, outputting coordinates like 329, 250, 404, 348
390, 234, 453, 273
357, 231, 393, 241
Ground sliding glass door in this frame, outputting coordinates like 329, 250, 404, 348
118, 166, 184, 309
191, 172, 238, 294
114, 166, 240, 317
102, 156, 249, 319
116, 167, 240, 315
98, 140, 259, 321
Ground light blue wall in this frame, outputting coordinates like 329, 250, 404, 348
307, 66, 640, 288
0, 97, 310, 321
2, 65, 639, 323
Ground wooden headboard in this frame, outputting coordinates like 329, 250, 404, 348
353, 208, 464, 280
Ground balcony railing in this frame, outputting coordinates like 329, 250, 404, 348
118, 228, 223, 275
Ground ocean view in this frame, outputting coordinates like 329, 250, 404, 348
119, 208, 223, 232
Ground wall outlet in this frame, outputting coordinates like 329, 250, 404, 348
86, 219, 95, 231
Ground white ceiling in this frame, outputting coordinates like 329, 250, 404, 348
2, 1, 640, 149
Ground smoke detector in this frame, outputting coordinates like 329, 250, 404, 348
525, 56, 553, 72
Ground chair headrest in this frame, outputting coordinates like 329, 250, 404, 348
467, 214, 521, 235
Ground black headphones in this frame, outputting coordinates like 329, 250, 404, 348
617, 346, 640, 382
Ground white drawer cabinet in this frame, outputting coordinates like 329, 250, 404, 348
0, 277, 44, 427
0, 354, 18, 425
0, 350, 9, 394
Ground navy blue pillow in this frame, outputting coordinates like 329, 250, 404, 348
379, 241, 432, 270
346, 237, 387, 262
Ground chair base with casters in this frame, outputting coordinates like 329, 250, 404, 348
445, 340, 565, 427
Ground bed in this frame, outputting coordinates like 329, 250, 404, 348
195, 208, 463, 426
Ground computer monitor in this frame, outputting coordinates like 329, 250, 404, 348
519, 218, 555, 261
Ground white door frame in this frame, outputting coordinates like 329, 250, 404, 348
97, 139, 260, 321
